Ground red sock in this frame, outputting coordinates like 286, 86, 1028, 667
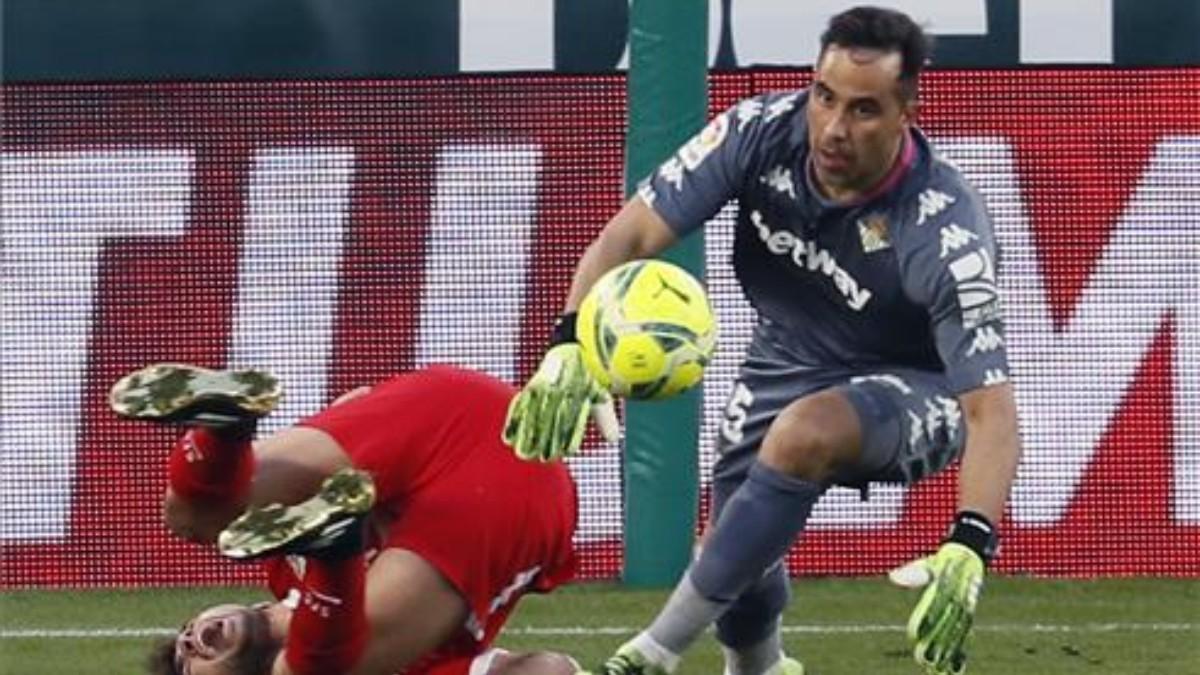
285, 555, 369, 674
166, 427, 255, 502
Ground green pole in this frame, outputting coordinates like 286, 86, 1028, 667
623, 0, 708, 587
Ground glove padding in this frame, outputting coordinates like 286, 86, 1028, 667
503, 343, 619, 462
890, 542, 984, 675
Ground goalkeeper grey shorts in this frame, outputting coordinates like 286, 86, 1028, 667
711, 340, 966, 498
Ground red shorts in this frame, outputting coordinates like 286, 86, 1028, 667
381, 455, 577, 651
294, 367, 578, 670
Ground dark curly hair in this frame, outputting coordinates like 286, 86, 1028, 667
820, 6, 933, 100
146, 637, 179, 675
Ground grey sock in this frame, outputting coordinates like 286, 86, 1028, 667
643, 573, 726, 658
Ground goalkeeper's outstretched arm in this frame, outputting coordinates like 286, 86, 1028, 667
564, 196, 677, 311
893, 382, 1021, 675
957, 381, 1021, 526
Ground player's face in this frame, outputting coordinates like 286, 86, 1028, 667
807, 44, 915, 202
174, 603, 272, 675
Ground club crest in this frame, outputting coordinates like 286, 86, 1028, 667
858, 213, 891, 253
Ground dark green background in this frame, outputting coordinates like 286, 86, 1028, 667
4, 0, 1197, 82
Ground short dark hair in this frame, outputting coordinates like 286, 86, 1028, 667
146, 638, 179, 675
819, 6, 933, 100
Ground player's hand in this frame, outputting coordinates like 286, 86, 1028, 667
890, 542, 984, 675
503, 343, 619, 462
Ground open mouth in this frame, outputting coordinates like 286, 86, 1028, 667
197, 614, 238, 654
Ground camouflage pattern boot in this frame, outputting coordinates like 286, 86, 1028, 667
219, 468, 376, 560
109, 363, 281, 429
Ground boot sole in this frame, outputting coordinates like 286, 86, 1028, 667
109, 364, 280, 425
218, 468, 376, 560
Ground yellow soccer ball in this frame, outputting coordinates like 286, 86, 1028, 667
577, 259, 717, 400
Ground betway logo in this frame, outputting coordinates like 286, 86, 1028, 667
748, 210, 872, 310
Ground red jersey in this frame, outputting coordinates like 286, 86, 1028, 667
263, 366, 577, 673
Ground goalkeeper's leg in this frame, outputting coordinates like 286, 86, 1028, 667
716, 562, 797, 675
603, 458, 825, 675
595, 368, 853, 675
707, 469, 800, 675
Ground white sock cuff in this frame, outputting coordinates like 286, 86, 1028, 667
632, 632, 682, 672
721, 644, 786, 675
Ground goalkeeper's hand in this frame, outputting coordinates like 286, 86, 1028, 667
503, 342, 619, 462
890, 512, 997, 675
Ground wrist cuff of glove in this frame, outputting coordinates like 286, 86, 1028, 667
945, 511, 999, 566
550, 311, 579, 346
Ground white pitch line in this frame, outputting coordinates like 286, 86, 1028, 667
1, 623, 1195, 640
2, 628, 175, 639
505, 623, 1198, 636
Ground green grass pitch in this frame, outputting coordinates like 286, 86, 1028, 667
2, 578, 1197, 674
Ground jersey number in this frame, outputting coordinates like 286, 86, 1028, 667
719, 382, 754, 447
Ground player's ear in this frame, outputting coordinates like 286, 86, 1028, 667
899, 95, 918, 127
894, 74, 918, 126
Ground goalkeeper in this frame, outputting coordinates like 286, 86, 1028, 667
111, 363, 580, 675
504, 6, 1021, 675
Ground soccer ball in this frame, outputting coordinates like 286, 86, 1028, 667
577, 259, 717, 400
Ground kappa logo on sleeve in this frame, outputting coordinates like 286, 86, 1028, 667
939, 223, 978, 258
948, 247, 1001, 328
916, 188, 956, 226
735, 98, 764, 131
658, 156, 685, 191
656, 113, 731, 192
966, 325, 1004, 355
759, 165, 797, 200
764, 93, 800, 122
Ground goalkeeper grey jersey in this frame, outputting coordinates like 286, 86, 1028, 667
639, 90, 1009, 394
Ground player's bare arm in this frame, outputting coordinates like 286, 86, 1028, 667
564, 197, 677, 311
505, 74, 749, 462
955, 382, 1022, 525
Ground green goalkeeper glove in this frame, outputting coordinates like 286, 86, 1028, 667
890, 512, 998, 675
503, 342, 619, 462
